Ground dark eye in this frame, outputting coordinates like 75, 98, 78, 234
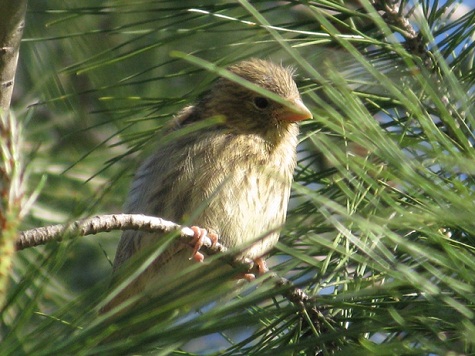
253, 96, 270, 109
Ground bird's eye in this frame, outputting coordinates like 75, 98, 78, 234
253, 97, 270, 109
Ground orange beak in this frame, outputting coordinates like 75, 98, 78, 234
280, 98, 313, 122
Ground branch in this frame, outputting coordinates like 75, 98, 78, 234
377, 0, 430, 63
379, 0, 417, 40
0, 0, 27, 111
17, 213, 223, 251
18, 213, 333, 340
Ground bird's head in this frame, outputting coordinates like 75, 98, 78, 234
200, 59, 312, 141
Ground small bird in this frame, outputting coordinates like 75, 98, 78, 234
104, 58, 312, 313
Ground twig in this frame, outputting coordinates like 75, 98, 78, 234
18, 214, 297, 292
0, 1, 27, 110
18, 213, 332, 336
17, 213, 223, 251
376, 0, 430, 63
379, 0, 418, 40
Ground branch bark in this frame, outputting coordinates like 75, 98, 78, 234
0, 0, 27, 110
18, 213, 335, 344
17, 213, 227, 252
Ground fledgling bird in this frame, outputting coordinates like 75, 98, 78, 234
104, 58, 312, 313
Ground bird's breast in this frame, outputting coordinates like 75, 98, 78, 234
183, 132, 297, 257
129, 129, 298, 259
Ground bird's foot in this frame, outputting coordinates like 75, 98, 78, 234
242, 257, 268, 281
189, 226, 218, 262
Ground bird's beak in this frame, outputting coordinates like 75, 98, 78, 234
280, 98, 313, 122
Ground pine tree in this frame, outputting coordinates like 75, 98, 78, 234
1, 1, 474, 354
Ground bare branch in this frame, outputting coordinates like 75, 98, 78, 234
16, 213, 225, 251
17, 213, 331, 338
0, 0, 27, 111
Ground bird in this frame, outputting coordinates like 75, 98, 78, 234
102, 58, 312, 313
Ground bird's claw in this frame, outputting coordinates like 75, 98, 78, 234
241, 257, 269, 281
255, 257, 269, 274
189, 226, 219, 262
